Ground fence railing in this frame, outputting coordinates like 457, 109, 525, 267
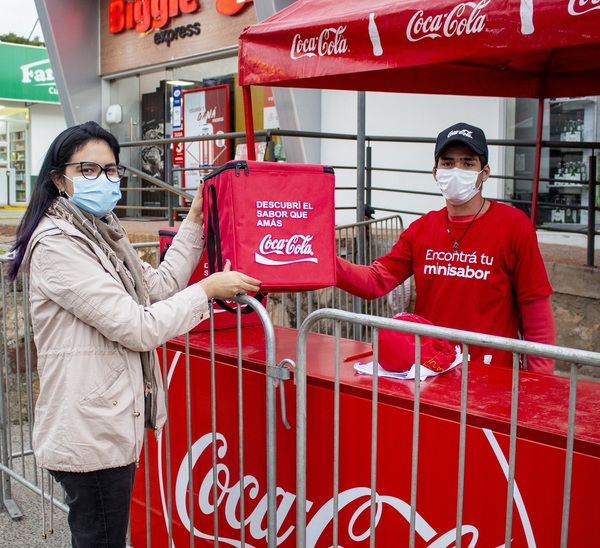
294, 308, 600, 547
116, 129, 598, 266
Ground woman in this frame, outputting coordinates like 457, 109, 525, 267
8, 121, 261, 547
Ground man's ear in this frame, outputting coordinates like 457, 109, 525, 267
482, 164, 491, 181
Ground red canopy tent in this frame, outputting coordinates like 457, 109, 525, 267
238, 0, 600, 230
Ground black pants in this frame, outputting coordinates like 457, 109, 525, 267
49, 463, 136, 548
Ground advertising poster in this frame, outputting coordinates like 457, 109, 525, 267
171, 86, 185, 191
181, 84, 230, 191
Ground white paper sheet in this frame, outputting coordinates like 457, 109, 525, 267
353, 346, 463, 381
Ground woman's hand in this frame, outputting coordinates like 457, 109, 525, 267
198, 260, 261, 300
186, 182, 204, 225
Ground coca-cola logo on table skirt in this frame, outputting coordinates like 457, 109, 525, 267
157, 351, 538, 547
174, 431, 491, 545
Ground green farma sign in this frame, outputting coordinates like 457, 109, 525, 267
0, 42, 59, 103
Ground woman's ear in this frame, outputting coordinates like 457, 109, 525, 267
50, 170, 63, 192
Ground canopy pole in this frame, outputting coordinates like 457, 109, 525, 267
243, 85, 256, 161
353, 92, 367, 339
530, 98, 544, 226
357, 91, 366, 229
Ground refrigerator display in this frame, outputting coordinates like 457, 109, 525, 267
512, 96, 598, 227
546, 97, 597, 226
10, 129, 27, 203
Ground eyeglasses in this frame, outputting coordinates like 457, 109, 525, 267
61, 162, 126, 183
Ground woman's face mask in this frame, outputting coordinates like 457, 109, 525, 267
64, 174, 122, 217
435, 167, 483, 206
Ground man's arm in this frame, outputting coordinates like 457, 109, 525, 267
336, 257, 402, 300
520, 296, 556, 374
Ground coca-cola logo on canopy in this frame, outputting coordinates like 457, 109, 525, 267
568, 0, 600, 15
290, 26, 349, 59
406, 0, 490, 42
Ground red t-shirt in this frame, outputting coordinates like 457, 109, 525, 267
337, 201, 553, 368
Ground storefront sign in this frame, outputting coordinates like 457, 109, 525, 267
153, 22, 201, 46
101, 0, 257, 75
108, 0, 253, 34
0, 43, 59, 103
108, 0, 200, 33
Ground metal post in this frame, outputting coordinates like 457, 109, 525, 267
530, 98, 544, 226
354, 92, 367, 339
243, 86, 256, 161
587, 154, 596, 267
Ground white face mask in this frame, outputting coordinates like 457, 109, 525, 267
435, 167, 483, 206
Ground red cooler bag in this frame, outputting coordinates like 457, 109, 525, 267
203, 160, 336, 291
158, 227, 262, 332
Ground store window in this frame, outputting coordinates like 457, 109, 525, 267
512, 96, 599, 227
0, 106, 30, 206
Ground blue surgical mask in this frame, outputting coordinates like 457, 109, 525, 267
65, 175, 122, 217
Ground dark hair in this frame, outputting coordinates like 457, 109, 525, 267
7, 121, 121, 280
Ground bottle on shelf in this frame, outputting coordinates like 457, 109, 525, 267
552, 196, 565, 223
565, 196, 574, 224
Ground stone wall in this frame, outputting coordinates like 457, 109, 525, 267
547, 262, 600, 377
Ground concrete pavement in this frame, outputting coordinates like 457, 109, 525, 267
0, 482, 71, 547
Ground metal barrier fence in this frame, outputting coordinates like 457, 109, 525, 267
2, 243, 600, 545
0, 212, 405, 543
294, 309, 600, 547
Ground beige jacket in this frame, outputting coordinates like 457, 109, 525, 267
23, 216, 208, 472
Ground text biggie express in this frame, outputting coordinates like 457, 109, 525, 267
108, 0, 201, 34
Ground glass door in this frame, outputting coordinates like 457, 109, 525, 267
9, 122, 28, 203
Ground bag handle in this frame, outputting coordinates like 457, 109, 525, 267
205, 182, 266, 314
206, 184, 223, 274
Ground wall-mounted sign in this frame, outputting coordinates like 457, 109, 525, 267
108, 0, 253, 34
174, 84, 230, 191
101, 0, 256, 75
215, 0, 253, 16
108, 0, 201, 34
0, 43, 60, 103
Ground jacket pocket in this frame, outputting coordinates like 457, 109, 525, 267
78, 355, 129, 408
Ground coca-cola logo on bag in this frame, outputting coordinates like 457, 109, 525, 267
255, 234, 318, 266
569, 0, 600, 15
406, 0, 490, 42
290, 26, 348, 59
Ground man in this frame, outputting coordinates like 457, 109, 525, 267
336, 122, 555, 373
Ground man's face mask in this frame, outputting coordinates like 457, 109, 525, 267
435, 167, 483, 206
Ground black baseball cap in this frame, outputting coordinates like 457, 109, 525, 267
434, 122, 488, 166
